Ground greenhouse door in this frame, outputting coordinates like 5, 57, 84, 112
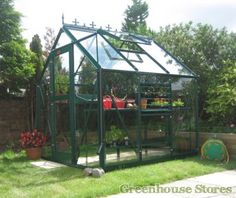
49, 44, 76, 165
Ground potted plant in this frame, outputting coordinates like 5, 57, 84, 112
106, 125, 126, 147
20, 129, 47, 160
172, 98, 184, 107
150, 98, 170, 108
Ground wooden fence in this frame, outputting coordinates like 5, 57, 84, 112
180, 132, 236, 159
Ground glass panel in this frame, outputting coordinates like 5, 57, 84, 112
104, 111, 138, 165
171, 77, 197, 154
76, 103, 99, 167
141, 116, 171, 161
171, 77, 195, 115
80, 35, 97, 61
42, 66, 50, 86
39, 66, 51, 159
102, 71, 138, 98
54, 101, 72, 164
74, 44, 99, 167
129, 34, 150, 44
56, 32, 73, 48
111, 31, 123, 38
138, 41, 193, 76
132, 54, 167, 74
120, 51, 143, 63
70, 30, 94, 41
73, 43, 97, 98
97, 35, 136, 71
74, 43, 86, 73
75, 60, 97, 97
102, 71, 138, 166
113, 33, 150, 44
54, 52, 70, 96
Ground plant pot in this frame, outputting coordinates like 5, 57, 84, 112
25, 147, 42, 160
141, 98, 147, 109
114, 98, 125, 109
103, 95, 112, 109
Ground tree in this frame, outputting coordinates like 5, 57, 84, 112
0, 0, 35, 97
25, 35, 44, 129
43, 27, 56, 58
0, 0, 21, 44
206, 60, 236, 125
153, 22, 236, 119
0, 41, 35, 96
122, 0, 149, 32
30, 34, 44, 80
30, 35, 43, 55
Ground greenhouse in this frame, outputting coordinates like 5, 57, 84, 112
36, 20, 199, 170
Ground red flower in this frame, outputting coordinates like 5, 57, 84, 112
19, 129, 47, 148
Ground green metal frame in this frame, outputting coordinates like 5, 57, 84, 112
36, 21, 199, 171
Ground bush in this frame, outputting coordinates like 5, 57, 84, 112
206, 60, 236, 125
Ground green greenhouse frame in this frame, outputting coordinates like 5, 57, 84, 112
36, 20, 199, 170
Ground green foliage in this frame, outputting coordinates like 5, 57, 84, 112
206, 60, 236, 125
30, 35, 43, 56
106, 125, 126, 143
23, 35, 44, 129
55, 73, 69, 95
30, 34, 44, 80
122, 0, 149, 32
0, 0, 21, 44
172, 99, 184, 107
0, 0, 35, 97
103, 71, 137, 98
53, 53, 69, 95
108, 36, 140, 51
0, 41, 35, 94
199, 120, 236, 133
153, 22, 236, 118
77, 59, 97, 94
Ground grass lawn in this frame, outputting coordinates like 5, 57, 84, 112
0, 150, 236, 198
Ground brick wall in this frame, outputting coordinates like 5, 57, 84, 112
0, 99, 28, 149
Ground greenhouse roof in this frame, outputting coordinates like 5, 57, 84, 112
50, 22, 197, 78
